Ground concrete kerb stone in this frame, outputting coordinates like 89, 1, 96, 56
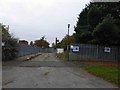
16, 53, 42, 61
24, 53, 42, 61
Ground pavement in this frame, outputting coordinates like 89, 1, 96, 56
2, 53, 119, 88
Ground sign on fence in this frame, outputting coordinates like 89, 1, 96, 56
57, 48, 64, 53
69, 44, 119, 61
104, 47, 111, 53
72, 46, 79, 52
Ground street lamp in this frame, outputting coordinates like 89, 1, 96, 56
68, 24, 70, 36
2, 42, 5, 47
2, 42, 5, 60
67, 24, 70, 61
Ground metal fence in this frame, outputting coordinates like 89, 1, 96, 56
17, 45, 41, 56
17, 45, 56, 57
69, 44, 120, 61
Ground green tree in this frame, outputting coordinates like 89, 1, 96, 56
74, 3, 93, 44
74, 2, 120, 46
87, 5, 102, 28
93, 15, 120, 46
74, 4, 90, 34
80, 31, 93, 43
1, 23, 18, 60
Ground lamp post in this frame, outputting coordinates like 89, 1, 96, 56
68, 24, 70, 36
67, 24, 70, 61
2, 42, 5, 47
2, 42, 5, 60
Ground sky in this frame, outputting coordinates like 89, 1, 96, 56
0, 0, 90, 46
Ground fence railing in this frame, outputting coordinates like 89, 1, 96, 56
69, 44, 120, 61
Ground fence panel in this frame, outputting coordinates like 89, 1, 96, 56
17, 45, 41, 57
17, 45, 56, 57
98, 46, 119, 61
69, 44, 120, 61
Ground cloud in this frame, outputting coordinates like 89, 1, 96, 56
0, 0, 90, 44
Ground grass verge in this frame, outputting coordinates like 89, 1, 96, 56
81, 65, 120, 87
56, 52, 68, 61
56, 52, 120, 87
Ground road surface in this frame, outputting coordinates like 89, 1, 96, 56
2, 53, 118, 88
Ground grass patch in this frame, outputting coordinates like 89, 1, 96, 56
81, 65, 120, 86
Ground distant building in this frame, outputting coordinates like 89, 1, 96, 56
19, 40, 28, 45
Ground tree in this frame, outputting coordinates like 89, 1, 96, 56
2, 25, 11, 42
30, 41, 34, 46
74, 1, 120, 46
61, 35, 76, 49
74, 4, 90, 34
34, 36, 49, 48
74, 3, 93, 44
87, 5, 102, 28
52, 43, 56, 48
80, 31, 93, 43
93, 15, 120, 46
1, 23, 18, 60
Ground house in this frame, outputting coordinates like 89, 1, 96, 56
19, 40, 28, 45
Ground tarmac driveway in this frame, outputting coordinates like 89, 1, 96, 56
2, 53, 118, 88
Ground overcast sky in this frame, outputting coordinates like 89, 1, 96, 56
0, 0, 90, 45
